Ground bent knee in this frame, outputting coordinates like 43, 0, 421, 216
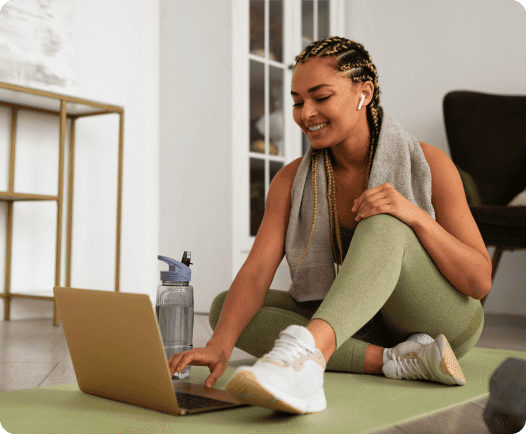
362, 213, 407, 229
356, 213, 410, 241
209, 290, 229, 331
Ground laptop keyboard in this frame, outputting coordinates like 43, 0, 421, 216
175, 391, 235, 409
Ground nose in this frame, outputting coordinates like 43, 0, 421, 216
300, 101, 319, 125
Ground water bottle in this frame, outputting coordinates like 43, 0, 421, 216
156, 252, 194, 379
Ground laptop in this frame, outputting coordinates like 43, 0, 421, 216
53, 286, 248, 416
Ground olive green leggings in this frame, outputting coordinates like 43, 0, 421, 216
209, 214, 485, 374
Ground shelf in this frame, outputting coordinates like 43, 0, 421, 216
0, 292, 54, 301
0, 82, 123, 118
0, 191, 59, 202
1, 81, 124, 326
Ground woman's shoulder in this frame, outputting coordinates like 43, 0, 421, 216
418, 141, 452, 169
418, 141, 446, 159
283, 156, 304, 179
273, 156, 304, 187
267, 156, 304, 202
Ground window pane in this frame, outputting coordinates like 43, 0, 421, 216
269, 65, 284, 156
250, 60, 265, 154
318, 1, 330, 40
302, 1, 314, 49
250, 0, 265, 58
250, 158, 265, 236
268, 0, 283, 63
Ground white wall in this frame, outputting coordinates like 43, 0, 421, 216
344, 0, 526, 315
159, 0, 233, 313
0, 0, 160, 319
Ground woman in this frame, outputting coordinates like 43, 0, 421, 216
168, 37, 491, 414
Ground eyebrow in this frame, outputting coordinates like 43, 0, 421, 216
290, 84, 332, 96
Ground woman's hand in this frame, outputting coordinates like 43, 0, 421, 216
167, 345, 229, 388
352, 182, 422, 227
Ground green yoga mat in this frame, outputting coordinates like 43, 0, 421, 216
1, 347, 525, 434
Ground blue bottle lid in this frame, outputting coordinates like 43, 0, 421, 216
158, 253, 192, 282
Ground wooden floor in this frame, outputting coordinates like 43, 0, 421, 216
1, 312, 526, 433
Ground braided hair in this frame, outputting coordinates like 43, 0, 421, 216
294, 37, 383, 275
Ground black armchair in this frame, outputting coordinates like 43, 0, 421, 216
443, 90, 526, 307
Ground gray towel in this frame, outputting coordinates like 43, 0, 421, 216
285, 111, 435, 302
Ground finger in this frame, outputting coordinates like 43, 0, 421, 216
353, 195, 372, 213
352, 196, 365, 212
356, 200, 390, 221
174, 353, 197, 372
168, 353, 189, 374
169, 349, 192, 361
175, 352, 212, 372
356, 191, 389, 214
169, 350, 190, 362
353, 184, 385, 209
205, 374, 217, 388
168, 353, 184, 368
356, 201, 370, 217
205, 366, 226, 388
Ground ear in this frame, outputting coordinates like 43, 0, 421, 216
361, 81, 374, 106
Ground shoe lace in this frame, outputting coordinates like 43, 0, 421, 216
262, 330, 314, 365
390, 352, 429, 381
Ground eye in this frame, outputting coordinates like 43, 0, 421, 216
292, 96, 330, 108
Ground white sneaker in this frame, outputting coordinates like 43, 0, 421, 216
382, 334, 466, 386
226, 325, 327, 414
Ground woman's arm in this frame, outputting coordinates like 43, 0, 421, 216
410, 209, 492, 300
205, 266, 272, 359
206, 157, 303, 358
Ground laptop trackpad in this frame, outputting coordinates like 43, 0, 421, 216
172, 381, 241, 404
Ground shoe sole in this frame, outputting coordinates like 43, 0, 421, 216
227, 370, 325, 414
437, 334, 466, 385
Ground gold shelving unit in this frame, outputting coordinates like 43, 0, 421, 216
0, 82, 124, 326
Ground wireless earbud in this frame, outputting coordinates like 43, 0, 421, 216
358, 94, 365, 110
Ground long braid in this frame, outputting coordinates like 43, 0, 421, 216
294, 37, 383, 274
324, 148, 337, 264
324, 149, 343, 271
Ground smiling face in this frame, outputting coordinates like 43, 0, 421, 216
291, 57, 372, 156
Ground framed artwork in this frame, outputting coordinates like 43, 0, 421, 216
0, 0, 76, 93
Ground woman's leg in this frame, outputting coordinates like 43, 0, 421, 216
209, 289, 322, 358
210, 214, 483, 374
311, 213, 484, 373
209, 288, 395, 369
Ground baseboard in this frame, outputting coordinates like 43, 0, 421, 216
483, 313, 526, 329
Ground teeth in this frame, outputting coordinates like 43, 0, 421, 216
308, 122, 328, 131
